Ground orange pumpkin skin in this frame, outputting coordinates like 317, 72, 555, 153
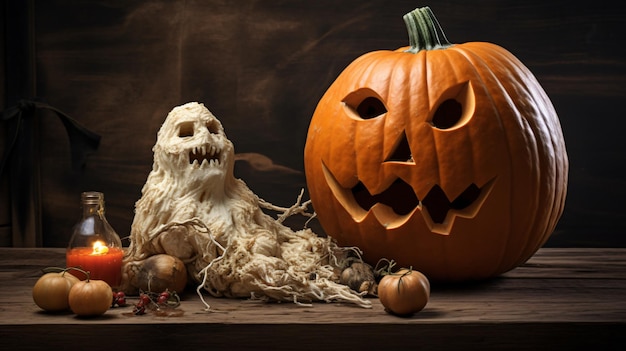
68, 279, 113, 316
304, 8, 568, 281
378, 269, 430, 316
32, 271, 80, 312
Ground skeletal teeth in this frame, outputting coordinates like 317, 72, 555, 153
186, 143, 224, 167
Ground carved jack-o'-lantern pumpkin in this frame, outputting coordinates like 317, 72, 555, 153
304, 7, 568, 281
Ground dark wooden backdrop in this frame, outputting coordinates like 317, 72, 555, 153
1, 0, 625, 248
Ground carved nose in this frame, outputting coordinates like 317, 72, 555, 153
384, 132, 413, 163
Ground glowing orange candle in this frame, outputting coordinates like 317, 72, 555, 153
67, 241, 124, 287
66, 192, 123, 288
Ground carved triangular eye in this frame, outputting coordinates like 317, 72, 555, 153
429, 81, 474, 130
342, 88, 388, 120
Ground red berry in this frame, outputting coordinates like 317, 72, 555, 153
157, 295, 168, 305
139, 293, 151, 305
115, 292, 127, 306
110, 291, 128, 307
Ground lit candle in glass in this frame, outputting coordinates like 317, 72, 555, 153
66, 240, 124, 287
66, 192, 123, 287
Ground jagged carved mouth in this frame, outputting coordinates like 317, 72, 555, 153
188, 145, 222, 168
322, 162, 495, 233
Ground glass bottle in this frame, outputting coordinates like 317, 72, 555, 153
66, 191, 123, 288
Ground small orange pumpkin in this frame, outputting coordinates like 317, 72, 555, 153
68, 278, 113, 316
304, 7, 568, 281
32, 270, 80, 312
378, 268, 430, 316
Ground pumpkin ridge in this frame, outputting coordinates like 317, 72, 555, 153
451, 43, 561, 272
472, 44, 555, 260
493, 45, 568, 255
508, 65, 565, 261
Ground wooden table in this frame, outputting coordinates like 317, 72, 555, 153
1, 248, 624, 350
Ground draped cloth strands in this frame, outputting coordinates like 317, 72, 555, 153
1, 99, 100, 246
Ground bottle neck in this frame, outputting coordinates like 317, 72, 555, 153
81, 191, 106, 218
82, 203, 104, 217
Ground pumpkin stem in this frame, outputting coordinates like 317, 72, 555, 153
41, 265, 91, 280
403, 6, 452, 53
373, 258, 397, 278
66, 266, 91, 281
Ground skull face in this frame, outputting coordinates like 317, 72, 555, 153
154, 102, 235, 188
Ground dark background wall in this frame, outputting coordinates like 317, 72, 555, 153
2, 0, 625, 248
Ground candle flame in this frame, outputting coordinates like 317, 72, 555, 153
91, 241, 109, 255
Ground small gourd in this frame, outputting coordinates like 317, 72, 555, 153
68, 278, 113, 317
32, 270, 80, 312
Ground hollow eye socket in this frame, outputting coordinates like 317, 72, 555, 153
429, 81, 474, 130
431, 99, 462, 129
178, 121, 195, 138
206, 120, 220, 134
178, 120, 221, 138
343, 88, 388, 120
355, 97, 387, 119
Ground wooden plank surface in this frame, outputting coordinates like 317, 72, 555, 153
0, 248, 625, 350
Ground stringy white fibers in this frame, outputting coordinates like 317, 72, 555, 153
123, 103, 371, 310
